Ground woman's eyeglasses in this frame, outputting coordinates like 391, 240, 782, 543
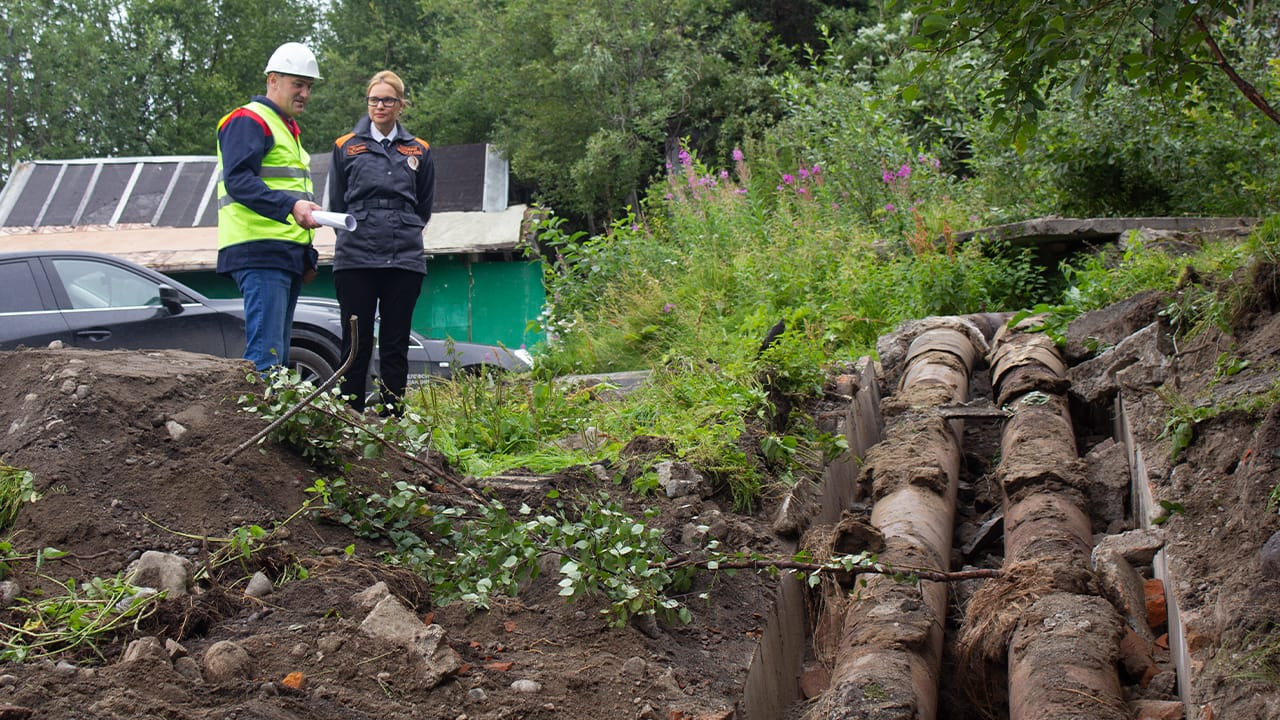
367, 96, 402, 107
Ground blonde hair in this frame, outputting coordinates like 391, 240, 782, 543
366, 70, 407, 105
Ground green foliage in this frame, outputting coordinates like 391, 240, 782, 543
312, 478, 696, 626
238, 367, 362, 469
542, 493, 695, 626
901, 0, 1260, 145
1158, 376, 1280, 464
1151, 499, 1187, 526
0, 463, 40, 531
0, 572, 161, 662
417, 0, 784, 224
307, 0, 441, 147
1230, 629, 1280, 686
1010, 232, 1255, 347
0, 543, 65, 583
3, 0, 322, 181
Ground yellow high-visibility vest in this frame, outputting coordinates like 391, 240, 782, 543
215, 101, 314, 248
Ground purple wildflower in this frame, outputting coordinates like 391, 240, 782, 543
782, 174, 795, 184
882, 170, 895, 184
719, 169, 729, 179
662, 303, 676, 314
885, 203, 896, 213
897, 164, 911, 178
678, 149, 692, 167
732, 147, 744, 162
799, 167, 810, 179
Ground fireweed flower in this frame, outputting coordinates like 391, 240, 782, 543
719, 169, 729, 179
662, 303, 676, 314
678, 149, 692, 167
782, 174, 795, 184
885, 203, 896, 213
882, 170, 895, 184
798, 168, 809, 179
897, 164, 911, 178
732, 148, 744, 162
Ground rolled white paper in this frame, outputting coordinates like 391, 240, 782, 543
314, 211, 357, 231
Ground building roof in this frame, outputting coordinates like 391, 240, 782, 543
0, 143, 528, 271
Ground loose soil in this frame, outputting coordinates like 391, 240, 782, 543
0, 255, 1279, 719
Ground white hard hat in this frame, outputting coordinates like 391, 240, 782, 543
264, 42, 322, 80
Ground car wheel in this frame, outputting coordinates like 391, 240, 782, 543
290, 346, 335, 385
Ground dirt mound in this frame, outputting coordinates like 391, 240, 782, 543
0, 347, 776, 720
1, 350, 332, 576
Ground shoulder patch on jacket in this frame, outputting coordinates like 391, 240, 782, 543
346, 142, 370, 156
219, 107, 269, 135
334, 132, 355, 148
414, 137, 430, 150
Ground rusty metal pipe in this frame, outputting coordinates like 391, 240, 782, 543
818, 320, 984, 719
991, 321, 1126, 720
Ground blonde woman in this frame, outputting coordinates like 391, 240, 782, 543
328, 70, 435, 416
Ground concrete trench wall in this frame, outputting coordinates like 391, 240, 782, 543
1117, 397, 1193, 708
740, 357, 882, 720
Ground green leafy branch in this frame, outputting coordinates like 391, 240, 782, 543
0, 462, 42, 531
0, 573, 162, 663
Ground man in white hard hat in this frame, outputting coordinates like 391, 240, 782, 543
214, 42, 324, 372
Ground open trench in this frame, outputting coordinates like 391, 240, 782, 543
739, 314, 1182, 720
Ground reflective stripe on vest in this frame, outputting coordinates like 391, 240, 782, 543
215, 101, 314, 249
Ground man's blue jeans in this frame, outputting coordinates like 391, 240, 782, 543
232, 268, 301, 371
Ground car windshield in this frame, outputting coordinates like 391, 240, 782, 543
51, 258, 162, 310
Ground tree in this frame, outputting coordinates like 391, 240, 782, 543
1, 0, 321, 185
416, 0, 785, 228
901, 0, 1280, 146
307, 0, 442, 150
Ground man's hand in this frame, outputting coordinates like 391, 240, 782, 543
292, 200, 323, 229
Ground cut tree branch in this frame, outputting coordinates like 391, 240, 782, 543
217, 316, 359, 465
665, 555, 1001, 584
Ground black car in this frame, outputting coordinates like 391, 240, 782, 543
0, 250, 532, 389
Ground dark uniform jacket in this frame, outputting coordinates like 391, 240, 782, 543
328, 115, 435, 274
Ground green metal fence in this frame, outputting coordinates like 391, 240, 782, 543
174, 257, 545, 351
